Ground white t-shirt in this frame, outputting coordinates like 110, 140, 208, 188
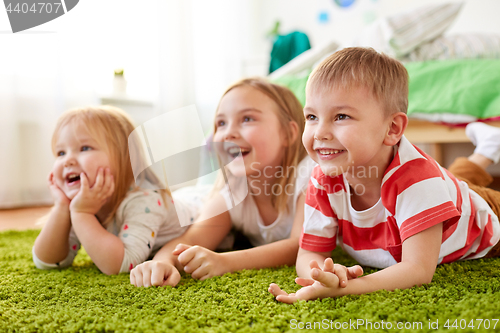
220, 157, 317, 247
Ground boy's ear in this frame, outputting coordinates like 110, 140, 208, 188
384, 112, 408, 146
285, 121, 299, 147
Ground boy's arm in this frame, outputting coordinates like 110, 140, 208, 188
296, 247, 331, 278
271, 222, 443, 302
333, 222, 442, 297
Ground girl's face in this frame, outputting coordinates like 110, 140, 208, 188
52, 123, 112, 200
214, 86, 287, 178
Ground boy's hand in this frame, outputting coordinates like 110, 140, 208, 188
47, 172, 70, 208
173, 244, 228, 280
130, 260, 181, 287
268, 258, 341, 303
333, 263, 364, 288
70, 168, 114, 215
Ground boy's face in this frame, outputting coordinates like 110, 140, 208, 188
303, 86, 394, 179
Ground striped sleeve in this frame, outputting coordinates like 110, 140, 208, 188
300, 166, 339, 252
382, 151, 461, 243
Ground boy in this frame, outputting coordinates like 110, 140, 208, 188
269, 47, 500, 303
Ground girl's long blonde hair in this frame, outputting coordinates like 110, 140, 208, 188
51, 105, 170, 227
213, 78, 307, 214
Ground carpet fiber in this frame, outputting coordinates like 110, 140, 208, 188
1, 230, 500, 332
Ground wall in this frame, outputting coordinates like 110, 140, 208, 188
254, 0, 500, 57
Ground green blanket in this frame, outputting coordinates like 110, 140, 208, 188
273, 59, 500, 119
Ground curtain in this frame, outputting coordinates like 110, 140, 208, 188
0, 0, 259, 208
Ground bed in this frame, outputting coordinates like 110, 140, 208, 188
268, 2, 500, 168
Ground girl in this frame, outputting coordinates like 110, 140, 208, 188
130, 78, 322, 287
33, 106, 192, 275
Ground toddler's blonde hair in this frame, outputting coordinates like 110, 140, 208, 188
308, 47, 409, 116
212, 77, 307, 214
51, 105, 170, 227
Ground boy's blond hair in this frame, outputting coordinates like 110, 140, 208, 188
308, 47, 409, 116
212, 77, 307, 214
51, 105, 170, 227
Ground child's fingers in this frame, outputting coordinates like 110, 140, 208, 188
47, 172, 54, 184
312, 268, 339, 288
268, 283, 289, 297
80, 172, 90, 191
172, 243, 191, 255
309, 260, 321, 270
347, 265, 364, 279
93, 168, 104, 190
333, 264, 349, 288
183, 257, 203, 275
192, 265, 211, 280
323, 257, 334, 273
141, 268, 153, 288
130, 267, 142, 287
276, 294, 299, 304
162, 268, 181, 287
102, 168, 114, 193
105, 175, 115, 198
295, 277, 315, 287
150, 266, 166, 287
176, 245, 197, 267
130, 270, 137, 286
178, 247, 203, 273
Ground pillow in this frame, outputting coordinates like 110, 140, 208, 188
268, 40, 339, 80
271, 70, 310, 106
353, 2, 463, 58
406, 59, 500, 120
401, 33, 500, 62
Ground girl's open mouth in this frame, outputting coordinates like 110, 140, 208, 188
227, 146, 251, 158
66, 173, 81, 185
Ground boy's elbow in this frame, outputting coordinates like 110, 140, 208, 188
412, 263, 436, 286
422, 271, 435, 285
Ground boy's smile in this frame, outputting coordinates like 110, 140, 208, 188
315, 148, 345, 160
303, 86, 395, 185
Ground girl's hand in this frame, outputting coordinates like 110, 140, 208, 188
173, 244, 229, 280
47, 172, 70, 208
130, 260, 181, 287
70, 168, 115, 215
268, 258, 341, 303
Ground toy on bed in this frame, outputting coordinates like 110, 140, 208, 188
268, 2, 500, 165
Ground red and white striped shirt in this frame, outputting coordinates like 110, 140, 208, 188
300, 136, 500, 268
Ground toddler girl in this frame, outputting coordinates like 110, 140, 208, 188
130, 78, 318, 287
33, 106, 191, 275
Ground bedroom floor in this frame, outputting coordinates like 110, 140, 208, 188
0, 206, 50, 232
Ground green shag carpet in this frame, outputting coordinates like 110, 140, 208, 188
1, 230, 500, 332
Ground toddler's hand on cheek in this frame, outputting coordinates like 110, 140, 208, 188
70, 167, 115, 215
47, 172, 71, 208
